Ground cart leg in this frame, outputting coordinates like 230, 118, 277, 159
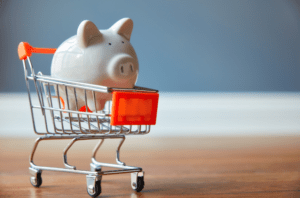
131, 171, 144, 192
63, 138, 78, 170
91, 137, 127, 166
86, 175, 102, 197
116, 136, 126, 165
29, 167, 42, 187
91, 139, 104, 162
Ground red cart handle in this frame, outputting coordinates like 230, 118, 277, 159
18, 42, 56, 60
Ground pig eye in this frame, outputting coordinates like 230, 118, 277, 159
122, 41, 124, 43
108, 43, 111, 45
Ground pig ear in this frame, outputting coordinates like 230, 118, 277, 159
109, 18, 133, 41
77, 20, 102, 48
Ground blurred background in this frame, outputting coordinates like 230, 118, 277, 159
0, 0, 299, 137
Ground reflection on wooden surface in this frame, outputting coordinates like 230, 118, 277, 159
0, 136, 299, 197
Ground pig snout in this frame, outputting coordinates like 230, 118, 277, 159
108, 54, 138, 81
120, 62, 134, 76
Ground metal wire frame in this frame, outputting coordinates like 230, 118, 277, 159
22, 57, 156, 136
29, 135, 142, 176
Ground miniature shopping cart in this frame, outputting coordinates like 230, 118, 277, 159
18, 42, 159, 197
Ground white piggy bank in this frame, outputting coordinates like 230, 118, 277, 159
51, 18, 139, 111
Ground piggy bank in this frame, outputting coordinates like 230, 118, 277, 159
51, 18, 139, 111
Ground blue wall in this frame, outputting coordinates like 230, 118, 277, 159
1, 0, 299, 92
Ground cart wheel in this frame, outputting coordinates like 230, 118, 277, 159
87, 180, 101, 197
134, 176, 144, 192
30, 172, 42, 187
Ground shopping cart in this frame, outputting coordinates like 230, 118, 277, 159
18, 42, 159, 197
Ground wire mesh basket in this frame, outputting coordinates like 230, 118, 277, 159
18, 42, 159, 197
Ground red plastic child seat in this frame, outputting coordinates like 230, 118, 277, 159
111, 91, 159, 126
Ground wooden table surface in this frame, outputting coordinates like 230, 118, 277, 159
0, 136, 299, 198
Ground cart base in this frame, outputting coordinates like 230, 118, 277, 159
29, 135, 145, 197
29, 164, 144, 197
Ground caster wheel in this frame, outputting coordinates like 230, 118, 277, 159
134, 176, 144, 192
30, 172, 42, 187
87, 180, 101, 197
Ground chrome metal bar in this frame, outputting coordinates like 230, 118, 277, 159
29, 77, 109, 93
108, 101, 112, 134
56, 84, 66, 134
91, 159, 141, 170
31, 134, 125, 140
34, 74, 109, 91
125, 126, 132, 135
64, 117, 109, 122
27, 57, 45, 115
30, 163, 140, 175
31, 106, 108, 117
31, 75, 159, 93
92, 91, 101, 133
146, 125, 151, 134
116, 136, 126, 165
30, 164, 99, 175
64, 86, 75, 134
57, 117, 88, 133
134, 85, 159, 92
100, 169, 141, 175
130, 125, 141, 134
73, 87, 86, 134
47, 83, 60, 134
22, 60, 39, 135
92, 139, 105, 160
63, 138, 77, 170
84, 90, 91, 132
109, 87, 158, 93
81, 119, 99, 131
30, 137, 43, 164
38, 80, 51, 134
51, 129, 148, 135
91, 136, 127, 166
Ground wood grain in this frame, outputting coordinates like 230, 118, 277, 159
0, 136, 299, 197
